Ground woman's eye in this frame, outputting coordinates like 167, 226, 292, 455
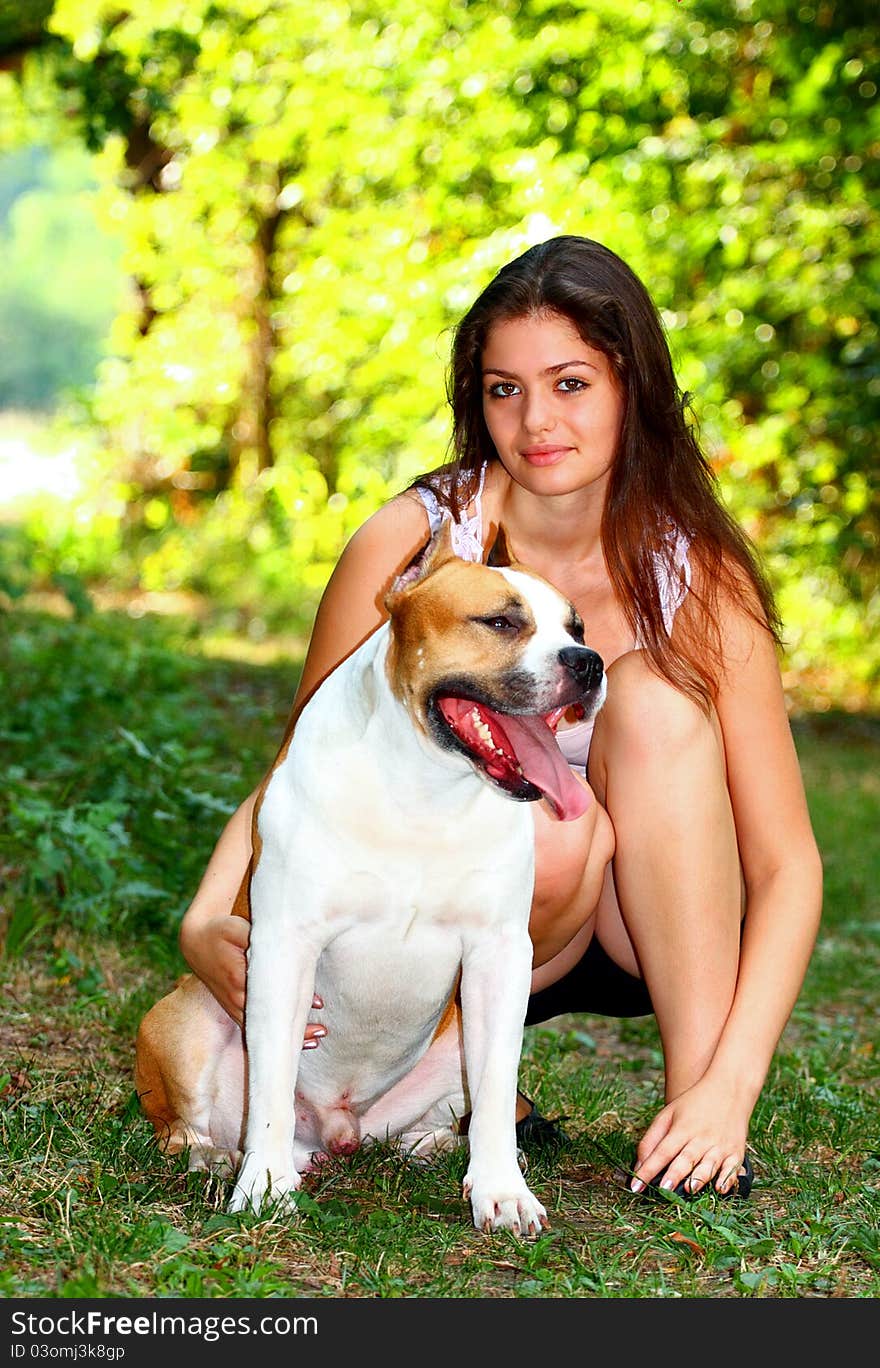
487, 382, 520, 398
558, 376, 589, 393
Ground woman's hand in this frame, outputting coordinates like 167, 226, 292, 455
179, 912, 326, 1047
180, 912, 249, 1026
630, 1071, 752, 1196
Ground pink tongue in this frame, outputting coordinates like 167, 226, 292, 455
496, 711, 591, 822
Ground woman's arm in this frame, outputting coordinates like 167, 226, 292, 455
178, 492, 433, 1022
178, 793, 257, 1024
285, 493, 433, 727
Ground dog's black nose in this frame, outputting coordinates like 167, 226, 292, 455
559, 646, 604, 692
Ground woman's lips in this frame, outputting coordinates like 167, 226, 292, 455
520, 446, 570, 467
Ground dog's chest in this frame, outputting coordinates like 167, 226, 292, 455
257, 711, 535, 935
268, 828, 530, 937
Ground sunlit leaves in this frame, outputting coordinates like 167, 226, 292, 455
5, 0, 879, 703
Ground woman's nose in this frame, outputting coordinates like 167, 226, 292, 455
522, 390, 555, 434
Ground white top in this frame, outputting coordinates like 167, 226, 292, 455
414, 464, 691, 774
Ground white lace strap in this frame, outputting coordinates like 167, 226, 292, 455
415, 483, 445, 538
413, 464, 487, 564
651, 529, 692, 636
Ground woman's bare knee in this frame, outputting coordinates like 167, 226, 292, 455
591, 651, 723, 784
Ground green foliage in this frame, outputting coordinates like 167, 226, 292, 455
0, 1, 55, 54
0, 609, 877, 1297
0, 598, 298, 958
0, 143, 126, 409
1, 0, 878, 702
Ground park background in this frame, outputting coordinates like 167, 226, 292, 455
0, 0, 878, 1301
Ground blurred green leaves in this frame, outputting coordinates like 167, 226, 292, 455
0, 0, 877, 705
0, 145, 126, 408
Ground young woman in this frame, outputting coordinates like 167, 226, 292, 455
179, 236, 823, 1198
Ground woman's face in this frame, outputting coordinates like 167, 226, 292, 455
480, 311, 624, 499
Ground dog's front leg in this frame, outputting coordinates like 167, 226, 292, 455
228, 878, 320, 1217
459, 924, 548, 1238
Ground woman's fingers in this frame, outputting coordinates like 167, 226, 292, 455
633, 1138, 745, 1196
302, 994, 326, 1049
716, 1153, 746, 1194
644, 1146, 701, 1194
684, 1153, 725, 1194
630, 1109, 674, 1191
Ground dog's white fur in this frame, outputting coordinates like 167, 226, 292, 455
135, 525, 605, 1235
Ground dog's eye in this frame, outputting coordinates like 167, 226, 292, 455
476, 615, 518, 634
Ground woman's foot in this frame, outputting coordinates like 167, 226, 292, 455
458, 1092, 571, 1154
515, 1093, 570, 1153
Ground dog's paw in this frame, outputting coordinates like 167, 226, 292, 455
227, 1152, 302, 1217
463, 1171, 549, 1238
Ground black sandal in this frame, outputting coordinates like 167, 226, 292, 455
515, 1094, 571, 1153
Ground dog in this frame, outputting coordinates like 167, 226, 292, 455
134, 521, 605, 1235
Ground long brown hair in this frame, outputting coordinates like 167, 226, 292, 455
417, 235, 780, 708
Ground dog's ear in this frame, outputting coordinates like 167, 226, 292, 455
486, 523, 516, 568
384, 519, 456, 611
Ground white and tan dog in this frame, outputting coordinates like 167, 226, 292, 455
135, 523, 605, 1236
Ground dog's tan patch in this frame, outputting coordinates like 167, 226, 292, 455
385, 556, 539, 728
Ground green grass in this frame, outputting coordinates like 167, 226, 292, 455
1, 607, 878, 1299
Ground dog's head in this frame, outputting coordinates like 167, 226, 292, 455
383, 521, 605, 821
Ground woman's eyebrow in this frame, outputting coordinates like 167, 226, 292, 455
482, 358, 601, 377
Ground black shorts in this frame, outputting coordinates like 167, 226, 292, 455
525, 935, 654, 1025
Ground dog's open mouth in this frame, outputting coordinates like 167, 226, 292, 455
434, 696, 590, 821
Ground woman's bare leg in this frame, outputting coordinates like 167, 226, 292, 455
525, 652, 745, 1186
585, 652, 742, 1106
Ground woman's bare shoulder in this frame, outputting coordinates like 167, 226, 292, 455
289, 492, 432, 719
350, 488, 433, 549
